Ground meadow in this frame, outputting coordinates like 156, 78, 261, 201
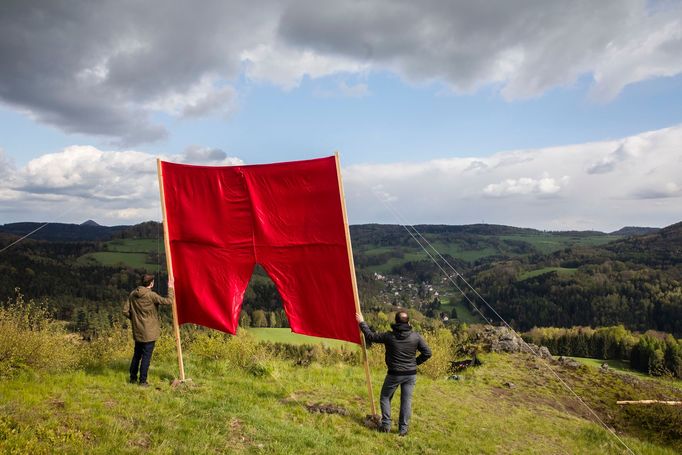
77, 239, 160, 271
2, 302, 681, 454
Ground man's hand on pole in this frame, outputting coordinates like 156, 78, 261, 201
168, 277, 175, 289
355, 312, 364, 323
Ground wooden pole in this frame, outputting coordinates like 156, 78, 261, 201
334, 151, 377, 416
617, 400, 682, 406
156, 159, 186, 381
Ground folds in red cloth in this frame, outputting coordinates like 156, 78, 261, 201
160, 156, 360, 344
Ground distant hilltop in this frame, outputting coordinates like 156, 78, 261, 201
609, 226, 660, 236
80, 219, 101, 227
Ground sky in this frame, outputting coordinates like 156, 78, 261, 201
1, 0, 681, 231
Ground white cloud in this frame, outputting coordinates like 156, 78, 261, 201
146, 76, 238, 118
343, 124, 682, 231
0, 145, 242, 225
0, 127, 680, 231
483, 176, 567, 197
241, 43, 366, 90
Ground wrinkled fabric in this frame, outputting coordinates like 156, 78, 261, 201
161, 156, 360, 344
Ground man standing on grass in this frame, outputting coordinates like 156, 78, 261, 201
356, 310, 432, 436
123, 274, 174, 386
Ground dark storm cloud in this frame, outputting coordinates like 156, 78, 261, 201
1, 1, 681, 144
0, 0, 277, 145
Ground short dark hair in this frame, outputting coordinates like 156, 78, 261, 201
141, 274, 155, 287
395, 310, 409, 324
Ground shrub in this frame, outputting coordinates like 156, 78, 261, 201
77, 325, 131, 369
0, 290, 79, 376
188, 329, 273, 376
418, 329, 455, 379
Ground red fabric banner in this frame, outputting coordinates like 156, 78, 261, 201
160, 156, 361, 344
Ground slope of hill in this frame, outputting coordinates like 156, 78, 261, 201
1, 342, 680, 453
470, 221, 682, 335
604, 221, 682, 266
610, 226, 660, 236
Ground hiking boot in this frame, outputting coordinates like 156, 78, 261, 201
129, 378, 137, 384
399, 429, 408, 437
378, 426, 390, 433
139, 382, 150, 387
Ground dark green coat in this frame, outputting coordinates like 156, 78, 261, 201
123, 286, 174, 342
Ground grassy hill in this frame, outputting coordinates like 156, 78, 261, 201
2, 348, 681, 454
1, 313, 682, 454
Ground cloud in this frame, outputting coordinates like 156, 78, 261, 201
0, 145, 242, 224
1, 1, 681, 144
278, 0, 682, 100
181, 146, 230, 163
483, 176, 568, 197
342, 124, 682, 231
632, 182, 681, 199
0, 125, 681, 229
587, 136, 648, 174
145, 76, 237, 118
0, 0, 278, 145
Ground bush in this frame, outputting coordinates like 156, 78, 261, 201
188, 329, 273, 376
262, 341, 361, 367
0, 290, 79, 376
77, 325, 131, 369
418, 329, 455, 379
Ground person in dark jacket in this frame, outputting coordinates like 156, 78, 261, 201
123, 274, 174, 386
356, 310, 432, 436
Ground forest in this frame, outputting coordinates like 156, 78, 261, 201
1, 221, 680, 364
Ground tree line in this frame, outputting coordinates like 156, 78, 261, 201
524, 325, 682, 378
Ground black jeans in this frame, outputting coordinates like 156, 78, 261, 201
129, 341, 156, 384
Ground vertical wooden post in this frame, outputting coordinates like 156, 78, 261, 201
157, 159, 186, 381
334, 151, 377, 416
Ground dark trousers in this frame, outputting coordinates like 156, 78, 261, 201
380, 374, 417, 433
129, 341, 155, 383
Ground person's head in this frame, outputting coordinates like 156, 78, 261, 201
395, 310, 409, 324
141, 274, 155, 288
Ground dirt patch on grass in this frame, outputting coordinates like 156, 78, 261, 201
305, 403, 349, 416
128, 434, 151, 449
48, 397, 66, 410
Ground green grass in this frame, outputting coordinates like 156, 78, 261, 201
500, 234, 623, 255
518, 267, 578, 281
439, 297, 482, 324
1, 350, 678, 454
359, 232, 624, 272
78, 252, 155, 270
570, 357, 640, 374
77, 239, 160, 270
105, 238, 160, 253
247, 328, 357, 349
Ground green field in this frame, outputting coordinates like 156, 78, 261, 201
439, 297, 482, 324
105, 238, 160, 253
247, 328, 357, 349
518, 267, 578, 281
570, 357, 649, 377
500, 234, 623, 255
78, 239, 159, 271
359, 232, 623, 273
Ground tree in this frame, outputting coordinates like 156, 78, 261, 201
252, 310, 267, 328
268, 311, 278, 328
239, 310, 251, 327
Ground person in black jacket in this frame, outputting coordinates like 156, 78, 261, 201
356, 310, 432, 436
